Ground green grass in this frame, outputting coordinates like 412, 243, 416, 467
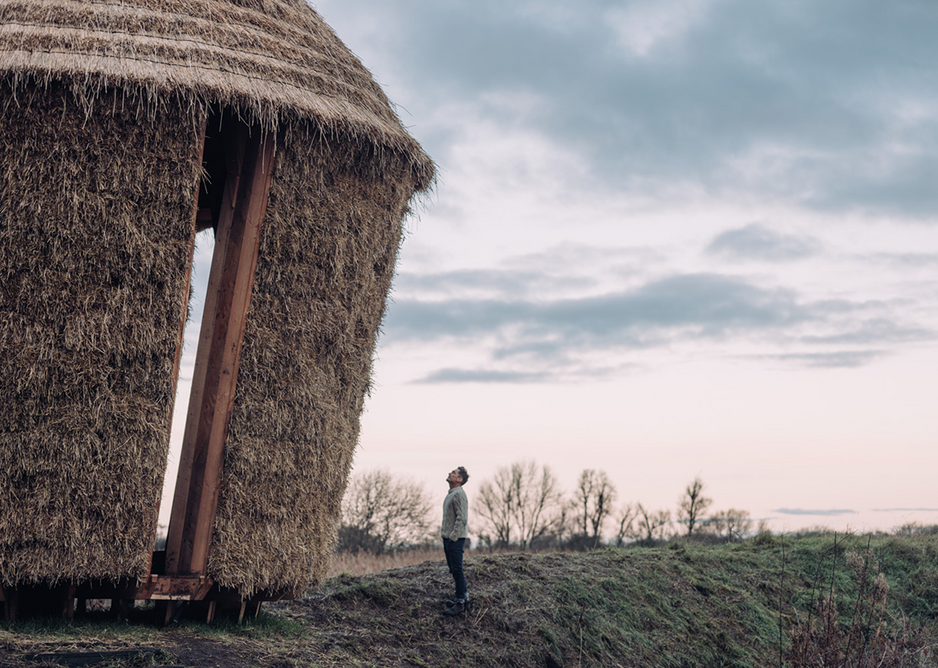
2, 533, 936, 667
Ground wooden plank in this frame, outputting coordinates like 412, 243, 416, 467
164, 125, 245, 577
164, 125, 277, 579
63, 584, 76, 620
141, 575, 214, 601
196, 207, 215, 232
1, 588, 15, 622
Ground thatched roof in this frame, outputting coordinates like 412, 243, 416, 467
0, 0, 433, 189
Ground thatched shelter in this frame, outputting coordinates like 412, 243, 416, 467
0, 0, 432, 614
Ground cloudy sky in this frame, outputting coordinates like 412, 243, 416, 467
166, 0, 937, 536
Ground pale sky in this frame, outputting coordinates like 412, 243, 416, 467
163, 0, 938, 538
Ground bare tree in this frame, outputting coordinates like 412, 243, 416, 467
709, 509, 752, 541
635, 503, 672, 542
513, 461, 564, 548
339, 469, 433, 554
677, 476, 712, 537
573, 469, 618, 547
475, 460, 563, 549
613, 503, 638, 547
475, 467, 514, 547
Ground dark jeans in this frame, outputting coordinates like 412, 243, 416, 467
443, 537, 467, 601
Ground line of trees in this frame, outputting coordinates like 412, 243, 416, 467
337, 464, 753, 554
474, 465, 752, 550
338, 470, 433, 554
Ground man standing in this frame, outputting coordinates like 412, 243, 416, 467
441, 466, 469, 616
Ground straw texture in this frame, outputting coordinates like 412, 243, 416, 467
0, 0, 433, 188
0, 84, 203, 586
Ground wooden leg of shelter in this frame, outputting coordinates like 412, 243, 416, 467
205, 600, 217, 624
162, 124, 276, 616
158, 600, 176, 626
111, 597, 130, 622
1, 588, 16, 621
63, 584, 76, 620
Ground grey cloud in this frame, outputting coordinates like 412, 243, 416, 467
384, 273, 811, 348
758, 351, 885, 369
801, 318, 933, 346
395, 244, 662, 299
707, 224, 820, 261
507, 244, 663, 273
774, 508, 856, 516
381, 270, 928, 382
873, 508, 938, 513
414, 368, 552, 384
321, 0, 938, 219
395, 268, 594, 299
868, 253, 938, 268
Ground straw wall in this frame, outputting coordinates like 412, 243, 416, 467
207, 125, 419, 597
0, 84, 202, 586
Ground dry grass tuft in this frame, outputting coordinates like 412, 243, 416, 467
326, 547, 446, 579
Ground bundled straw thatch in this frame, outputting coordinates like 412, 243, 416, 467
0, 84, 204, 586
0, 0, 433, 187
1, 0, 432, 595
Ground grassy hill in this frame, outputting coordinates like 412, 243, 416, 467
2, 532, 936, 667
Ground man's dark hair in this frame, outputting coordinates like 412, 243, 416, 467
456, 466, 469, 484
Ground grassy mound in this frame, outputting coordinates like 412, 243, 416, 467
1, 533, 936, 667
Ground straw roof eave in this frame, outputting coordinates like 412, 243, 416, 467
0, 0, 435, 190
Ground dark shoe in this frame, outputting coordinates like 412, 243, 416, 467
443, 601, 465, 616
445, 598, 469, 607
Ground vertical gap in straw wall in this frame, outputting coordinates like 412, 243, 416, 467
158, 230, 216, 551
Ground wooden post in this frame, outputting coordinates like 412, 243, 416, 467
62, 584, 76, 620
163, 124, 276, 588
1, 587, 16, 622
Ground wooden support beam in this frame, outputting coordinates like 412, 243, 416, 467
63, 584, 76, 620
159, 599, 175, 627
1, 588, 16, 622
164, 124, 276, 582
196, 208, 215, 232
138, 575, 214, 601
